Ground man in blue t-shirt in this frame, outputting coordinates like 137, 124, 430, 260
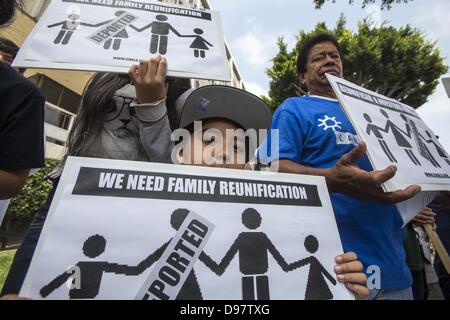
259, 34, 422, 300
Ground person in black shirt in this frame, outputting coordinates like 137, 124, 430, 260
0, 1, 45, 301
0, 1, 45, 224
0, 61, 45, 195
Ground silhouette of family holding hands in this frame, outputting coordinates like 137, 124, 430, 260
48, 12, 213, 58
364, 109, 449, 168
40, 209, 337, 300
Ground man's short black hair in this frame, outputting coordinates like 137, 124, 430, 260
0, 0, 22, 27
297, 34, 342, 75
0, 37, 19, 58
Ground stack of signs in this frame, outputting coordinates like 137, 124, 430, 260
13, 0, 230, 81
20, 157, 354, 300
327, 74, 450, 224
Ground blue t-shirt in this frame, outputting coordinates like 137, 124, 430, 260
260, 96, 412, 290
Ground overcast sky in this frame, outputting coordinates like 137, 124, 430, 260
209, 0, 450, 150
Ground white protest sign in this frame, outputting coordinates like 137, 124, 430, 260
327, 74, 450, 225
20, 157, 353, 300
13, 0, 230, 81
327, 74, 450, 192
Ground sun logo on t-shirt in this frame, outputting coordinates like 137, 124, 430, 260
318, 115, 342, 132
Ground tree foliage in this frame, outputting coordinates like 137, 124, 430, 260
313, 0, 413, 10
264, 16, 448, 111
1, 159, 58, 248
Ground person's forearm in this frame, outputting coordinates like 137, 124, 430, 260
277, 160, 335, 190
0, 169, 29, 200
139, 115, 174, 164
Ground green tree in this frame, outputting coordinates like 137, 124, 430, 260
0, 159, 59, 249
313, 0, 413, 10
264, 16, 448, 111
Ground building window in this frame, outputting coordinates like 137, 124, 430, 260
35, 74, 81, 114
22, 0, 50, 19
44, 103, 73, 130
46, 136, 66, 147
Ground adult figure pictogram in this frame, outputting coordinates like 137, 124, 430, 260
130, 15, 183, 55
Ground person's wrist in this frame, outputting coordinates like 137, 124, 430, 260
324, 167, 338, 192
136, 85, 166, 104
137, 94, 165, 104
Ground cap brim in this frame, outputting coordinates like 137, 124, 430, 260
178, 85, 272, 132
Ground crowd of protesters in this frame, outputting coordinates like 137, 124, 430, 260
0, 0, 449, 300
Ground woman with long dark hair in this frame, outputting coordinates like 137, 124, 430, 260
1, 57, 190, 297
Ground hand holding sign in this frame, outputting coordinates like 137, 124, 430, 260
412, 207, 437, 229
334, 252, 368, 299
325, 142, 422, 204
129, 56, 168, 104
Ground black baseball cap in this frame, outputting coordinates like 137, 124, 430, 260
176, 85, 273, 132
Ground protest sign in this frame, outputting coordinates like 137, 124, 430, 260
13, 0, 230, 81
327, 74, 450, 224
327, 74, 450, 192
20, 157, 353, 300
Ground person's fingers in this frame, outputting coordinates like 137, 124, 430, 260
346, 283, 370, 299
414, 213, 435, 222
383, 185, 421, 204
367, 165, 397, 185
147, 56, 161, 80
139, 59, 148, 82
156, 56, 168, 83
433, 223, 437, 231
419, 210, 435, 217
414, 217, 434, 225
335, 252, 358, 264
336, 272, 367, 286
339, 142, 367, 166
128, 65, 139, 83
335, 261, 364, 274
416, 216, 435, 224
425, 211, 436, 217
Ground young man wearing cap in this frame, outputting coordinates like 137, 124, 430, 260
258, 34, 422, 300
131, 56, 369, 299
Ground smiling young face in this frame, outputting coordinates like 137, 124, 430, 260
301, 41, 343, 98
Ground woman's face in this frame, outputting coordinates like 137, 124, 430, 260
103, 86, 140, 139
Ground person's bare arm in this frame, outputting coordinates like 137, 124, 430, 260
47, 21, 64, 28
0, 169, 29, 200
275, 142, 421, 204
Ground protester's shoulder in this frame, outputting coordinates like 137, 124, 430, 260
0, 63, 44, 100
274, 96, 317, 117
